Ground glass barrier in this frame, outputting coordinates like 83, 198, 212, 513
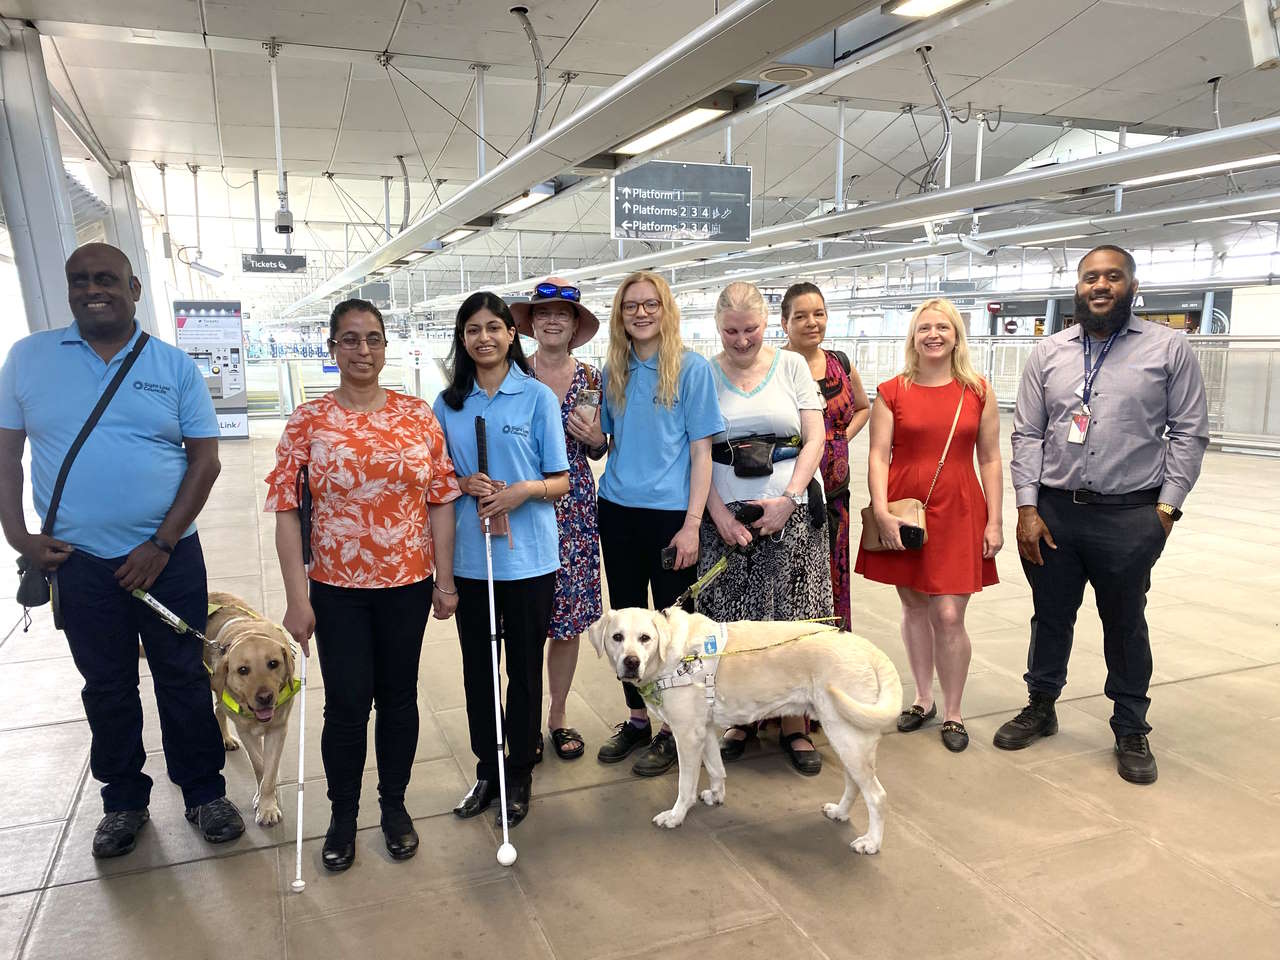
245, 336, 1280, 449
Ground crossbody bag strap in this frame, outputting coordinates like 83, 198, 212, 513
921, 384, 966, 510
41, 331, 151, 535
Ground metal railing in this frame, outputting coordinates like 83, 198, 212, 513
245, 335, 1280, 450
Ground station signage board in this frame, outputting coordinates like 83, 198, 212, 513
242, 253, 307, 274
612, 160, 751, 243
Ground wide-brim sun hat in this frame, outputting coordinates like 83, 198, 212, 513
510, 276, 600, 350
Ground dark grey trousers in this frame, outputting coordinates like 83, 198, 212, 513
1021, 488, 1168, 737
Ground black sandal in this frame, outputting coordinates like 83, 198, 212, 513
549, 727, 585, 760
780, 731, 823, 777
718, 724, 757, 762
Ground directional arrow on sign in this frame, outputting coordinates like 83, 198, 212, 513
622, 201, 631, 213
621, 187, 632, 198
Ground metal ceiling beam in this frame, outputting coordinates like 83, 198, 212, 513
277, 0, 880, 315
664, 187, 1280, 292
47, 85, 120, 178
460, 114, 1280, 300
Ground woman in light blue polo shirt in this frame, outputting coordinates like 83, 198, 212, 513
594, 270, 724, 777
433, 292, 570, 830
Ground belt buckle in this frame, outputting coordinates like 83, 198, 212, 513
1072, 489, 1093, 505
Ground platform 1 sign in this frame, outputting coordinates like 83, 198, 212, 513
242, 253, 307, 274
612, 160, 751, 243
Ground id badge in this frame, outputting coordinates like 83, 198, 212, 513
1067, 411, 1091, 444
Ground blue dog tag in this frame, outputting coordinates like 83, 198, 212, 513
703, 635, 718, 655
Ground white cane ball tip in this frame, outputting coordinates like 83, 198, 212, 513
497, 843, 517, 866
290, 880, 306, 893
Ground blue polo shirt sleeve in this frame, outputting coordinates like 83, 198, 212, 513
599, 367, 614, 435
680, 353, 724, 441
177, 357, 219, 438
0, 345, 26, 430
533, 385, 570, 474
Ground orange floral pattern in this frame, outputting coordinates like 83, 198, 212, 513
264, 391, 461, 588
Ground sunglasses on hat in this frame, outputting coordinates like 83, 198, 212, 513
534, 282, 581, 303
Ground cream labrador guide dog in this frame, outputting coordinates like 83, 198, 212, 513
204, 592, 300, 827
590, 607, 902, 853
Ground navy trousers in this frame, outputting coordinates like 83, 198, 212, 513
57, 533, 226, 812
1022, 489, 1168, 737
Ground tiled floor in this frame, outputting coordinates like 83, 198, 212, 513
2, 416, 1278, 960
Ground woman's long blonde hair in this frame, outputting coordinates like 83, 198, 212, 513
901, 298, 985, 394
606, 270, 685, 410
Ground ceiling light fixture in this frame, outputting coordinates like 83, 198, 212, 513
496, 181, 556, 215
615, 93, 734, 155
1192, 207, 1280, 223
882, 0, 969, 17
403, 251, 429, 263
440, 228, 476, 244
881, 209, 970, 229
1120, 153, 1280, 187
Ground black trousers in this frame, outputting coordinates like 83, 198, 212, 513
1022, 488, 1167, 737
58, 534, 226, 812
597, 498, 697, 711
455, 573, 556, 785
310, 578, 433, 819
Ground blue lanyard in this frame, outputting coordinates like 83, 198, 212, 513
1081, 327, 1121, 410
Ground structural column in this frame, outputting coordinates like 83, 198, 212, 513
0, 23, 78, 331
104, 162, 158, 334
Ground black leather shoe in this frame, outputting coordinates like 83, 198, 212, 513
781, 731, 823, 776
453, 779, 499, 819
1115, 734, 1158, 784
940, 720, 969, 753
322, 816, 356, 872
184, 796, 245, 844
91, 809, 149, 859
381, 804, 419, 860
897, 702, 937, 732
719, 724, 757, 762
632, 730, 678, 777
992, 693, 1058, 750
597, 720, 652, 763
495, 780, 531, 829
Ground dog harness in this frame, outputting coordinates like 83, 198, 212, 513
206, 601, 302, 718
637, 623, 728, 708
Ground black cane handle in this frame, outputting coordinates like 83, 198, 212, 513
474, 416, 489, 476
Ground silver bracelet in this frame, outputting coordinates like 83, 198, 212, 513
433, 583, 458, 595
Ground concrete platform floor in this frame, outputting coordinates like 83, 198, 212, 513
1, 415, 1278, 960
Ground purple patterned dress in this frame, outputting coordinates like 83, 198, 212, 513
545, 361, 603, 639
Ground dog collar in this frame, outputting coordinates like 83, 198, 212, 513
207, 636, 303, 719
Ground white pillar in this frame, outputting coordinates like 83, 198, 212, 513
474, 64, 489, 177
105, 162, 158, 335
0, 24, 78, 331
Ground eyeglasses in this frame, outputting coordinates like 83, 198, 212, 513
534, 282, 581, 302
331, 332, 386, 350
621, 299, 662, 317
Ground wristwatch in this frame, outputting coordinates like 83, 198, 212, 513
148, 534, 174, 554
1155, 503, 1182, 522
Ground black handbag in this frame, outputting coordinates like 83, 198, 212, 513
16, 332, 150, 625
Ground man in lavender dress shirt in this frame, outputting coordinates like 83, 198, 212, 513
996, 245, 1208, 785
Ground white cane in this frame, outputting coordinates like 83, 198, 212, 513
477, 416, 517, 868
290, 650, 308, 892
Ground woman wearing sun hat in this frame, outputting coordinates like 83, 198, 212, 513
511, 278, 606, 762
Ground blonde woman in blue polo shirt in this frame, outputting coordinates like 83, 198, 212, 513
433, 292, 570, 829
594, 270, 724, 777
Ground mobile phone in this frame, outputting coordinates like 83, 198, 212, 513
733, 503, 764, 526
900, 525, 925, 550
660, 545, 678, 570
574, 388, 601, 414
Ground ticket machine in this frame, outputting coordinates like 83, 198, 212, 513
173, 301, 249, 438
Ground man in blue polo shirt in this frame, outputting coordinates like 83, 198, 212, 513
0, 243, 244, 858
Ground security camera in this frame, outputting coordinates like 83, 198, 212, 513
275, 209, 294, 235
957, 234, 996, 257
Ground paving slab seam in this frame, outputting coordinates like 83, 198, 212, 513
16, 746, 90, 960
1021, 766, 1280, 912
0, 615, 25, 653
583, 914, 794, 960
1161, 746, 1280, 806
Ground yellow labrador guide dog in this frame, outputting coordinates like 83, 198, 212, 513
204, 592, 300, 827
590, 607, 902, 853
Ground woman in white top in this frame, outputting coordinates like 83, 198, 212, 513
698, 281, 833, 776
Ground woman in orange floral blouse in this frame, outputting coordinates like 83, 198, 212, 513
265, 299, 460, 874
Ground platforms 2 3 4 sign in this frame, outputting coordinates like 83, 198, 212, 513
612, 160, 752, 243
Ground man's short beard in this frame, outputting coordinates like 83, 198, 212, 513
1075, 288, 1134, 336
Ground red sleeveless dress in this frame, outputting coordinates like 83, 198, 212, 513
854, 376, 998, 595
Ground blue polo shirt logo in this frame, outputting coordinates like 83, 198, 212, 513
133, 379, 174, 396
502, 423, 530, 438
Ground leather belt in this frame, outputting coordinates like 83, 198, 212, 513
1041, 486, 1160, 506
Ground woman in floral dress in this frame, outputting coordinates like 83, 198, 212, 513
512, 277, 606, 761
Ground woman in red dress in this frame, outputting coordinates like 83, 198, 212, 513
854, 298, 1004, 753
